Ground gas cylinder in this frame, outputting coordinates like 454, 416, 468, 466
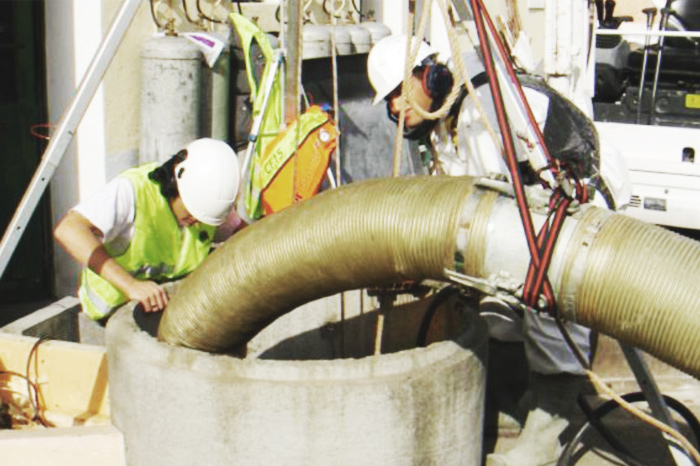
140, 34, 202, 164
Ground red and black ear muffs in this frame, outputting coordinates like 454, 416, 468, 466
420, 57, 454, 100
384, 57, 455, 139
383, 57, 454, 104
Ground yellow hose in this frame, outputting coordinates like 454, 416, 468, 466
159, 176, 700, 382
571, 211, 700, 378
159, 176, 477, 352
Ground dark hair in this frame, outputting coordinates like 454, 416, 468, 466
148, 149, 188, 199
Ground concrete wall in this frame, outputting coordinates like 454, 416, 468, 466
46, 0, 82, 299
0, 332, 110, 426
103, 0, 153, 174
0, 330, 120, 465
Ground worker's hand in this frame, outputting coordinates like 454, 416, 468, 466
126, 280, 169, 312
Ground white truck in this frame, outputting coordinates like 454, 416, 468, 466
592, 0, 700, 230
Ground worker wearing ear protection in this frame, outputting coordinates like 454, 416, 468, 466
367, 35, 459, 150
368, 34, 630, 204
368, 34, 632, 466
54, 138, 243, 321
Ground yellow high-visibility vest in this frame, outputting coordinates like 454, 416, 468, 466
230, 12, 283, 220
79, 164, 214, 320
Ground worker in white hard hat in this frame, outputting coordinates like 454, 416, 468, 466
368, 34, 631, 203
54, 138, 243, 322
368, 34, 633, 466
367, 34, 459, 147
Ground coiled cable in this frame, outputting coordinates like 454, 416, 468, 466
558, 391, 700, 466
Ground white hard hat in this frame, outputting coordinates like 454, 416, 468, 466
175, 138, 240, 226
367, 34, 437, 105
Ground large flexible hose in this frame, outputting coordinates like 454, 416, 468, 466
159, 175, 477, 352
566, 208, 700, 378
158, 176, 700, 380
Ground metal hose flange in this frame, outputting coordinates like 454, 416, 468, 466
159, 176, 478, 352
571, 213, 700, 378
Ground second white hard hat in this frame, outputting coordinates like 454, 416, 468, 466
367, 34, 438, 105
175, 138, 240, 226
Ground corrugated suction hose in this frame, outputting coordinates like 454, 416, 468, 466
159, 175, 700, 381
568, 208, 700, 378
158, 176, 477, 353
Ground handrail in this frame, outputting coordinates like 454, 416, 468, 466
595, 28, 700, 38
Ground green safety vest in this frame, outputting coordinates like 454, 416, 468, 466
79, 163, 215, 320
230, 12, 283, 220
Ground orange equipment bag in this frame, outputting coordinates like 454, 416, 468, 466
259, 105, 338, 215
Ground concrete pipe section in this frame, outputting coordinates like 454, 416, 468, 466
107, 289, 489, 466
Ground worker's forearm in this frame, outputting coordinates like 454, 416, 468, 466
54, 211, 168, 310
53, 211, 138, 294
91, 251, 140, 296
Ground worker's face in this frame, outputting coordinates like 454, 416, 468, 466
170, 196, 198, 227
386, 75, 433, 129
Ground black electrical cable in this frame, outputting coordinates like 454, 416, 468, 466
570, 393, 645, 466
416, 286, 462, 347
553, 315, 592, 372
558, 392, 700, 466
349, 0, 365, 19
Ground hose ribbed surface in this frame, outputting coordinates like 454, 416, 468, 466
576, 214, 700, 378
463, 190, 499, 277
159, 176, 477, 352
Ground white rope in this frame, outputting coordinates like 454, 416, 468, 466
330, 0, 342, 186
390, 0, 429, 176
414, 0, 502, 150
390, 0, 503, 162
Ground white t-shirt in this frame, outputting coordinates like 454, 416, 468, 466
73, 176, 135, 256
72, 175, 242, 255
